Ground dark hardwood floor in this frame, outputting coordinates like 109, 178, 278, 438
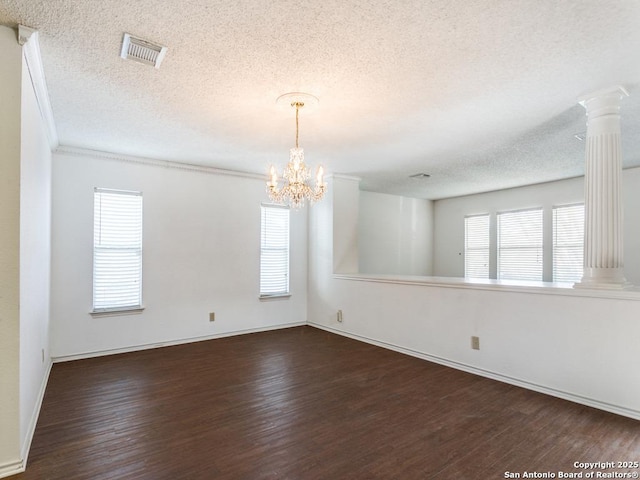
16, 326, 640, 479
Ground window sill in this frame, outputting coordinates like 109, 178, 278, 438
259, 293, 291, 300
90, 306, 145, 317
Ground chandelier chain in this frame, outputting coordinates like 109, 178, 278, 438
294, 102, 302, 149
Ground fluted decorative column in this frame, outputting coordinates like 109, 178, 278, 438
575, 86, 630, 289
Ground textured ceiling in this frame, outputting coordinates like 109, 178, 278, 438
2, 0, 640, 199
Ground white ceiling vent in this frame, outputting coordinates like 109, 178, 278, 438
120, 33, 167, 69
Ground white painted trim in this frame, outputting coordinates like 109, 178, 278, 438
17, 25, 36, 46
55, 145, 266, 180
21, 360, 53, 468
327, 173, 362, 182
53, 322, 305, 363
0, 459, 24, 479
308, 322, 640, 421
19, 25, 59, 150
90, 306, 145, 317
333, 273, 640, 301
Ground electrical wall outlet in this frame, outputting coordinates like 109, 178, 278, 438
209, 312, 215, 322
471, 336, 480, 350
337, 310, 343, 323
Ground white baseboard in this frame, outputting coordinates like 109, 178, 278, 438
0, 459, 24, 479
0, 359, 53, 479
308, 322, 640, 421
21, 359, 53, 467
53, 322, 306, 363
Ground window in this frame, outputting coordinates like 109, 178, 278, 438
553, 204, 584, 283
497, 208, 543, 281
464, 214, 490, 279
93, 188, 143, 312
260, 204, 290, 297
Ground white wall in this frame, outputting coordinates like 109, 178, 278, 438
621, 168, 640, 285
308, 175, 640, 420
0, 25, 23, 476
332, 176, 360, 273
50, 150, 307, 358
359, 191, 433, 275
433, 168, 640, 284
19, 51, 52, 460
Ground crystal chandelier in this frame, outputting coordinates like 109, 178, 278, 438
267, 93, 326, 208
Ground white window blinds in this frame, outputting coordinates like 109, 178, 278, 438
553, 204, 584, 283
464, 214, 490, 279
497, 208, 543, 281
260, 204, 290, 296
93, 188, 143, 312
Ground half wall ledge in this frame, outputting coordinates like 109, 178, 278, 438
333, 273, 640, 301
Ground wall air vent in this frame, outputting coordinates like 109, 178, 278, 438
120, 33, 167, 69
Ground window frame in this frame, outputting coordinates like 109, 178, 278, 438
552, 203, 585, 283
497, 207, 544, 282
464, 214, 490, 279
259, 203, 291, 298
92, 187, 144, 315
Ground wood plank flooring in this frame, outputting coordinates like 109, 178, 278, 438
15, 326, 640, 479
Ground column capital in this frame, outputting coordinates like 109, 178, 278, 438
578, 85, 629, 117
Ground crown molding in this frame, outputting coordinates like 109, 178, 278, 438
55, 145, 266, 180
19, 25, 59, 150
327, 173, 361, 183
